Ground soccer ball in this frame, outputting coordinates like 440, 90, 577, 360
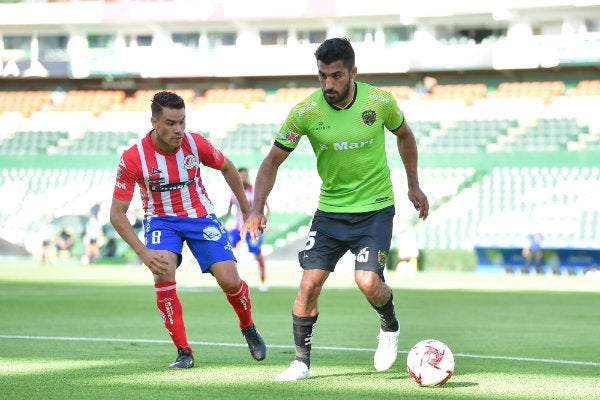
406, 339, 454, 387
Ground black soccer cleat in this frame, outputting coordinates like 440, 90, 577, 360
169, 347, 194, 369
241, 323, 266, 361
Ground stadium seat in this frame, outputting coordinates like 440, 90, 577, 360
273, 87, 318, 102
489, 81, 565, 103
202, 88, 266, 106
566, 80, 600, 96
430, 83, 487, 104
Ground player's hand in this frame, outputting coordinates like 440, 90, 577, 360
241, 211, 267, 242
408, 187, 429, 220
140, 248, 171, 275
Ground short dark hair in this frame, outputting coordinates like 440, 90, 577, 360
314, 37, 355, 70
237, 167, 248, 173
151, 91, 185, 117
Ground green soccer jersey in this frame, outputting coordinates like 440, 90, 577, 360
274, 81, 405, 213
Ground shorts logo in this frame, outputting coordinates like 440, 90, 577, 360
362, 110, 376, 126
183, 155, 197, 170
356, 247, 370, 263
202, 226, 222, 241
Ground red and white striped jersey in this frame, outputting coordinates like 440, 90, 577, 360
113, 130, 224, 218
230, 184, 255, 230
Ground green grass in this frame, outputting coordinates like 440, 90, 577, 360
0, 259, 599, 399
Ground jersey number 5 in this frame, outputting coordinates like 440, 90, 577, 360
304, 231, 316, 250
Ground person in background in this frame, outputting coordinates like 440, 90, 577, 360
55, 228, 73, 259
90, 202, 101, 218
39, 215, 56, 264
51, 85, 66, 105
522, 232, 544, 274
415, 76, 437, 94
222, 167, 270, 291
242, 37, 429, 381
109, 91, 266, 370
82, 214, 103, 265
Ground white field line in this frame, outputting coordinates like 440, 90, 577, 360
0, 334, 598, 367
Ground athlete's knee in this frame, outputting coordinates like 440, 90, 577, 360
211, 261, 241, 292
355, 270, 386, 297
298, 277, 322, 296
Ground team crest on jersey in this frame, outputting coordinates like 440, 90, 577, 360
362, 110, 376, 126
183, 155, 197, 170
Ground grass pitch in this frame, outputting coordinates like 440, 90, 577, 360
0, 258, 598, 400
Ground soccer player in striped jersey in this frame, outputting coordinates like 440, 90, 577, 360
110, 91, 266, 369
222, 167, 270, 292
242, 38, 429, 381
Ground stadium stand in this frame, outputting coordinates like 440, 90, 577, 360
489, 81, 566, 102
430, 83, 488, 104
0, 91, 52, 117
50, 90, 126, 115
0, 79, 598, 271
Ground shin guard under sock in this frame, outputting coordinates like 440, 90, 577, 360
155, 281, 191, 351
371, 293, 399, 332
226, 280, 253, 329
292, 313, 318, 368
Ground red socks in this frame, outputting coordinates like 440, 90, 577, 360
155, 280, 253, 348
258, 258, 266, 283
155, 281, 191, 351
226, 280, 253, 329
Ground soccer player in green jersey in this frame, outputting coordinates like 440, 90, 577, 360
241, 37, 429, 381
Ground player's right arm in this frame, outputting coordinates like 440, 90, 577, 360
110, 197, 170, 275
241, 144, 290, 241
110, 148, 169, 275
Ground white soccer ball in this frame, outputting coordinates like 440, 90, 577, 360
406, 339, 455, 387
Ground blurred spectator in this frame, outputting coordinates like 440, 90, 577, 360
104, 237, 117, 258
82, 214, 103, 265
55, 229, 73, 259
416, 76, 437, 94
51, 86, 66, 105
90, 202, 101, 218
39, 216, 56, 264
584, 266, 600, 280
522, 232, 544, 274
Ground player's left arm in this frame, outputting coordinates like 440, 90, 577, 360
220, 156, 251, 220
393, 121, 429, 220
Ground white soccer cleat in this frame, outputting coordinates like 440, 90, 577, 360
275, 360, 310, 381
374, 328, 400, 371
